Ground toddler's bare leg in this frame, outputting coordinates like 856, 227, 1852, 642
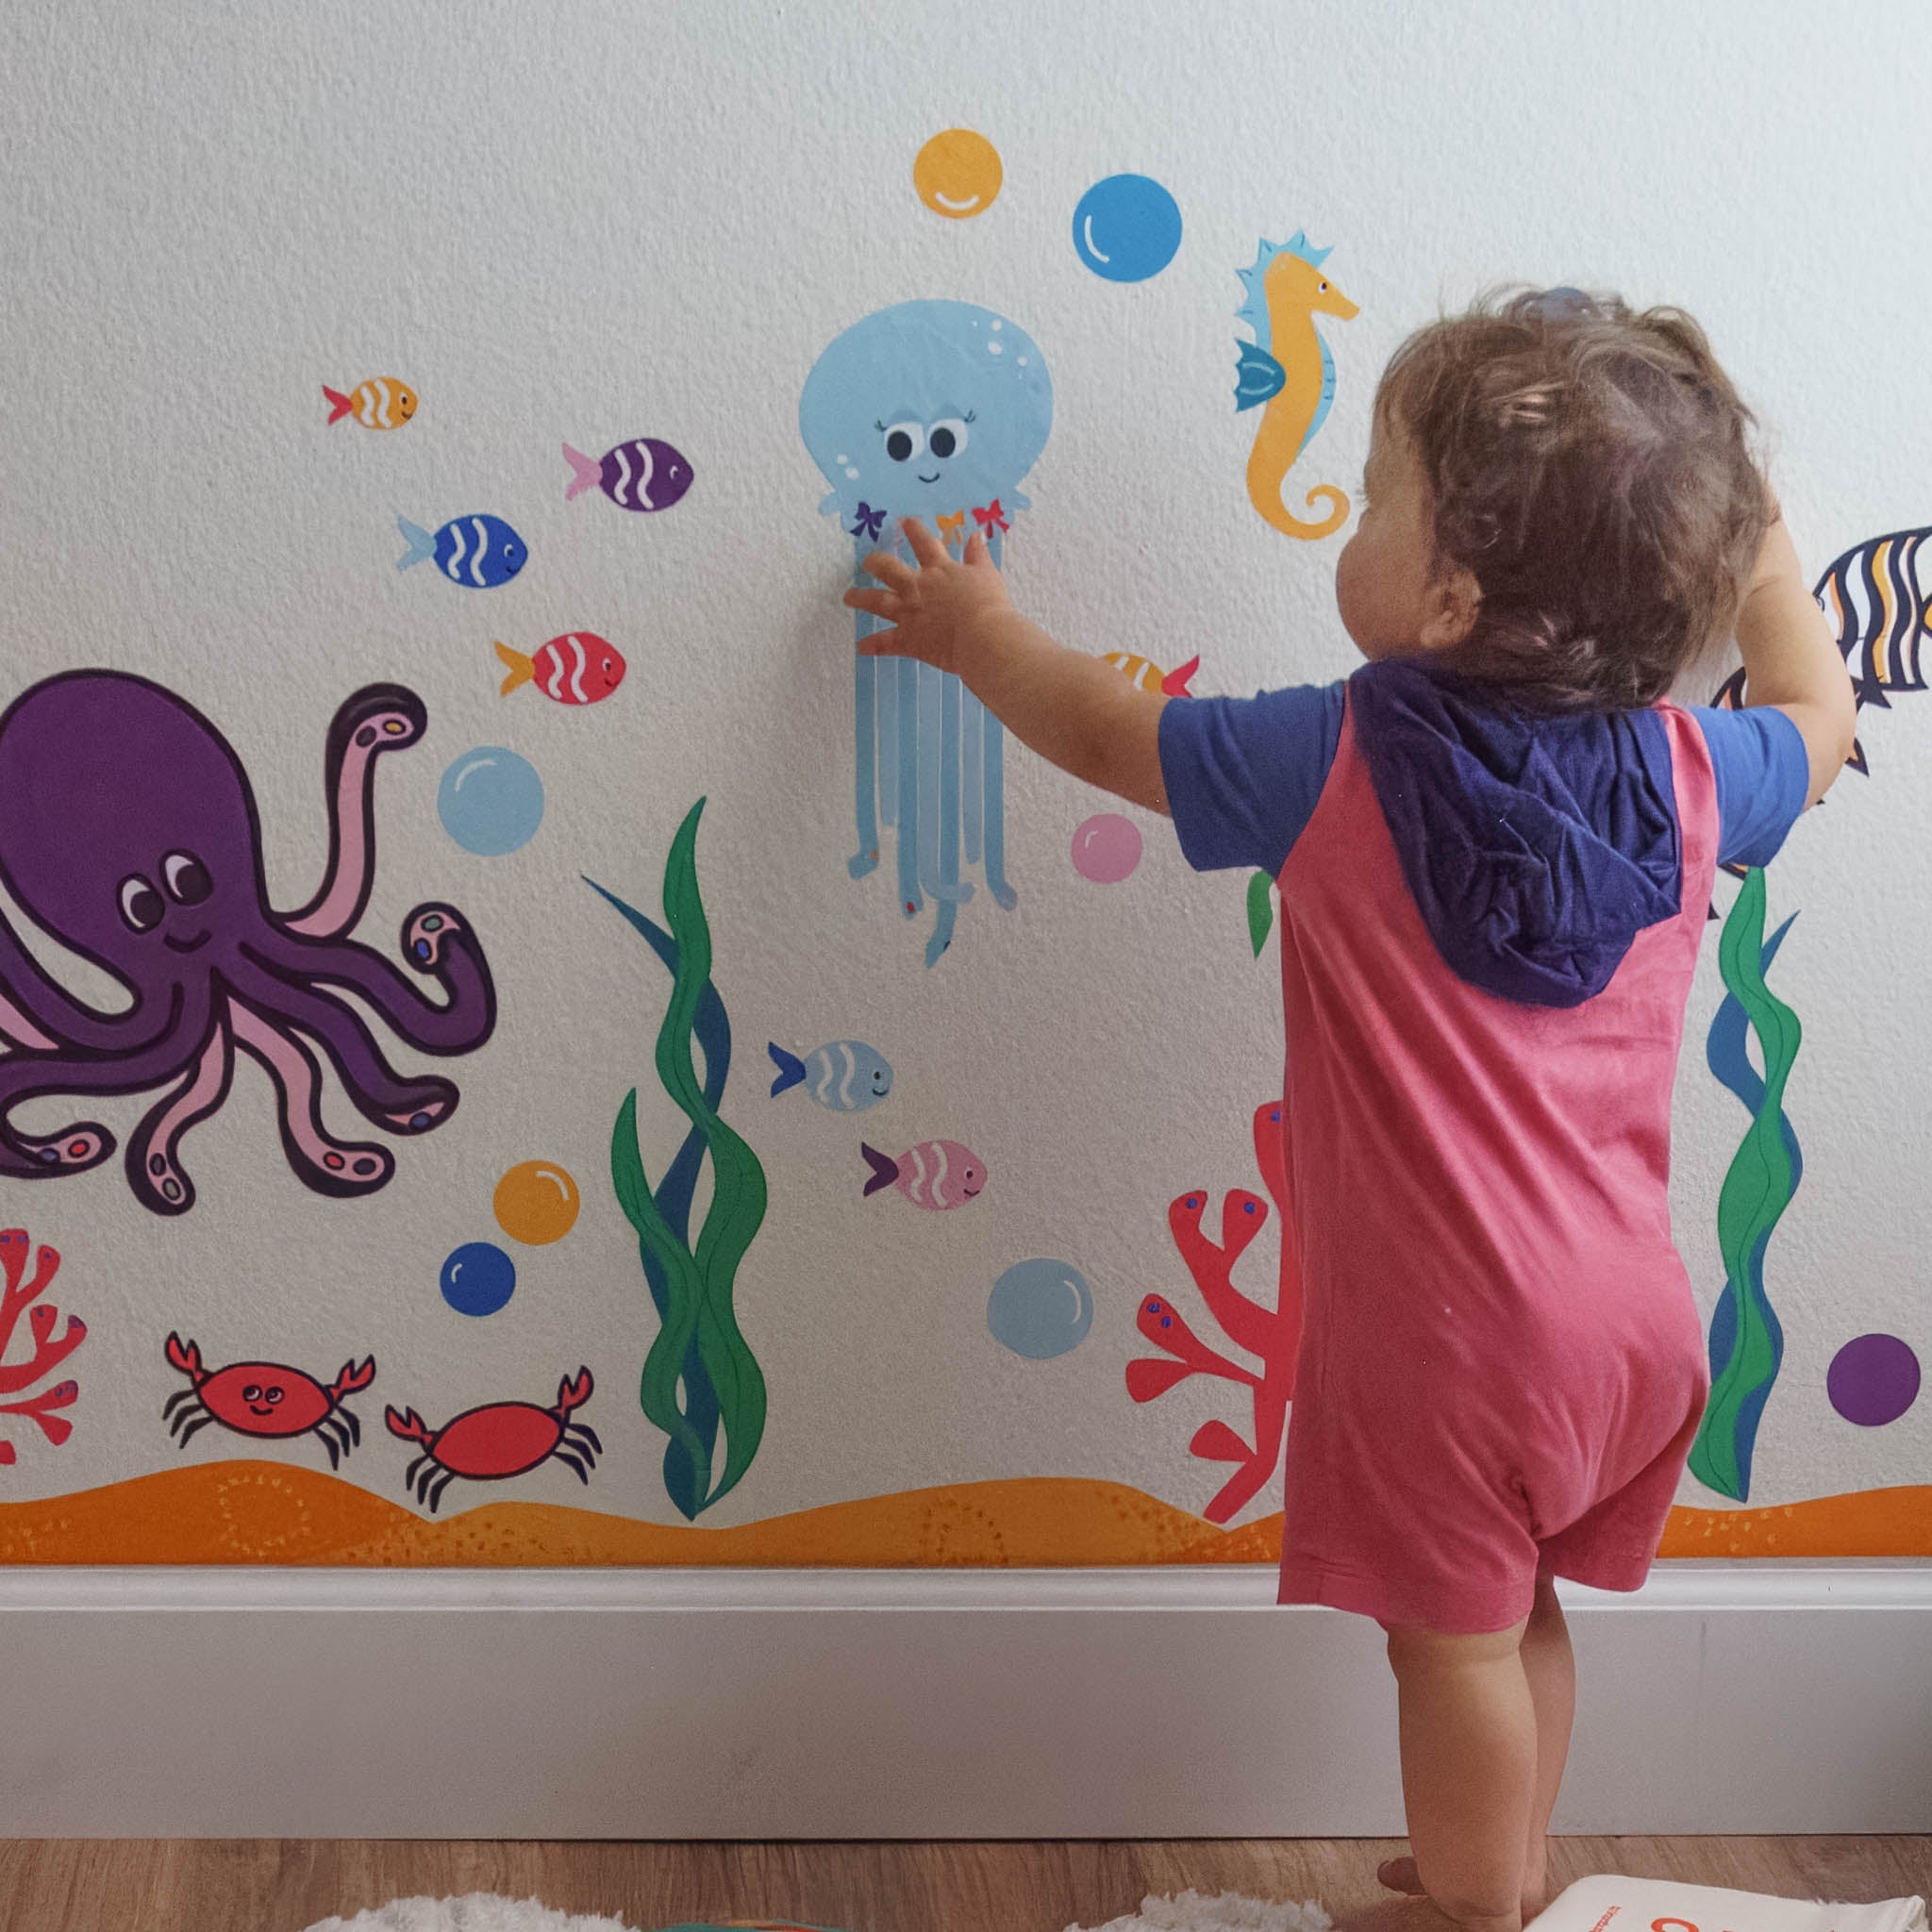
1518, 1569, 1575, 1919
1380, 1615, 1537, 1932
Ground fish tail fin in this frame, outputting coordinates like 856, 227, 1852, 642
562, 441, 602, 501
323, 384, 353, 424
396, 517, 436, 570
494, 641, 534, 694
767, 1042, 806, 1096
1161, 655, 1200, 696
1848, 736, 1870, 774
860, 1141, 899, 1197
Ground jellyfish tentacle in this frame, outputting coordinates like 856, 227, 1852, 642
980, 528, 1019, 909
961, 687, 984, 864
876, 653, 898, 829
286, 685, 428, 939
848, 542, 881, 879
124, 1022, 235, 1214
225, 955, 458, 1132
895, 626, 923, 920
916, 665, 970, 908
239, 903, 494, 1057
226, 998, 395, 1195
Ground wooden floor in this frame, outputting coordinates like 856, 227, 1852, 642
0, 1837, 1927, 1932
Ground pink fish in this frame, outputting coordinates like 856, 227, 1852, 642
860, 1139, 986, 1210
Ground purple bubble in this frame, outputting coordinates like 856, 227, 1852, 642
1072, 812, 1142, 883
1826, 1332, 1921, 1427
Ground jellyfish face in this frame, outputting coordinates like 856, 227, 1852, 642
800, 300, 1053, 521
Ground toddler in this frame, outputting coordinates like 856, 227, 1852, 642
842, 286, 1856, 1932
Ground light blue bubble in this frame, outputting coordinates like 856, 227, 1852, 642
1072, 174, 1182, 283
989, 1257, 1094, 1359
439, 746, 544, 856
441, 1240, 516, 1317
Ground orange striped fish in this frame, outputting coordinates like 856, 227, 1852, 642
1104, 650, 1198, 695
495, 634, 627, 707
323, 377, 417, 429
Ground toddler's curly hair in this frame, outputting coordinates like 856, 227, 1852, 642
1375, 284, 1774, 711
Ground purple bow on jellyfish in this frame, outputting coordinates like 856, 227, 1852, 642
0, 672, 495, 1215
800, 299, 1054, 967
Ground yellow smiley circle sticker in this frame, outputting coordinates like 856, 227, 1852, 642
913, 128, 1003, 220
493, 1159, 582, 1244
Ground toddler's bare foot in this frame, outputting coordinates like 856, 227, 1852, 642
1379, 1858, 1426, 1896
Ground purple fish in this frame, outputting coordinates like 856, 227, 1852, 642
860, 1139, 986, 1210
563, 438, 693, 513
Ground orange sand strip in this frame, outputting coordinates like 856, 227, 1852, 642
0, 1466, 1925, 1565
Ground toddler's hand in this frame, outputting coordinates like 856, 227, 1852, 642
842, 517, 1012, 676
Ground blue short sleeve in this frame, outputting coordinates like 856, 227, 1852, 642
1689, 705, 1811, 869
1158, 681, 1346, 874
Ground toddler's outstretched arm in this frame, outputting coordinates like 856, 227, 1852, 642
843, 518, 1172, 815
1735, 507, 1858, 805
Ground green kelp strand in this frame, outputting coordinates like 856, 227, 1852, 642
653, 799, 769, 1508
1247, 872, 1274, 957
612, 1087, 713, 1509
1689, 868, 1802, 1500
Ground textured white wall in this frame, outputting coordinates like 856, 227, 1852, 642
0, 0, 1925, 1532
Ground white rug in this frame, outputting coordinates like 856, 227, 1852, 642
299, 1890, 1329, 1932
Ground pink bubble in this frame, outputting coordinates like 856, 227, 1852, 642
1072, 812, 1142, 883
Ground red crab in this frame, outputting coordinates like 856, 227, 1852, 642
385, 1366, 600, 1513
164, 1332, 376, 1469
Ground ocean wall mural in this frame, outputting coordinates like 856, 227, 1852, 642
0, 3, 1925, 1569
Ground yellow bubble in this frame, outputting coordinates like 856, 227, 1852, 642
913, 128, 1003, 221
492, 1159, 581, 1244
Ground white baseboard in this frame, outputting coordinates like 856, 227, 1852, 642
1, 1560, 1926, 1838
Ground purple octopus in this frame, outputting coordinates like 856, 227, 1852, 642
0, 672, 495, 1215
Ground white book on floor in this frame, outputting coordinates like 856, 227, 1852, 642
1533, 1875, 1929, 1932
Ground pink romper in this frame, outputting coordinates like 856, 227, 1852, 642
1267, 692, 1719, 1632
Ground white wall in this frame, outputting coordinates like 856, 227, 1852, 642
0, 0, 1926, 1543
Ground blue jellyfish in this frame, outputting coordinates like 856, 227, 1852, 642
800, 300, 1054, 967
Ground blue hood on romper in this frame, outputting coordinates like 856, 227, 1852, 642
1348, 658, 1683, 1008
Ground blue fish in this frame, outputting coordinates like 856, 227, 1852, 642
768, 1040, 892, 1112
397, 514, 527, 589
1234, 341, 1288, 411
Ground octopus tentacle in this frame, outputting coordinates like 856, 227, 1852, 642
224, 953, 458, 1133
226, 999, 395, 1196
0, 983, 208, 1181
0, 914, 162, 1055
125, 1022, 234, 1215
285, 686, 428, 939
240, 900, 494, 1057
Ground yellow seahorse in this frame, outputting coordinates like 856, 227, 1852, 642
1235, 233, 1359, 540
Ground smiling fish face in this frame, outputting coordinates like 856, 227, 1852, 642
800, 300, 1054, 525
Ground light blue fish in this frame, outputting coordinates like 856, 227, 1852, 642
767, 1040, 892, 1112
397, 513, 527, 589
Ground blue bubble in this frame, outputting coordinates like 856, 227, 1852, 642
438, 746, 544, 856
989, 1257, 1094, 1359
1072, 175, 1182, 283
441, 1241, 516, 1317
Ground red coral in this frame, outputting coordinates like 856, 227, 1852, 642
0, 1228, 83, 1466
1127, 1100, 1302, 1523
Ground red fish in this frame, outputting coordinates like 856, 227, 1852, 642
495, 634, 627, 707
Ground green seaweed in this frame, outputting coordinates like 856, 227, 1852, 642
1688, 867, 1802, 1501
608, 799, 769, 1517
1247, 870, 1274, 957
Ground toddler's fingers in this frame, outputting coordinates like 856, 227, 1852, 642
963, 528, 994, 568
900, 517, 947, 567
855, 625, 909, 658
843, 587, 898, 620
860, 550, 914, 593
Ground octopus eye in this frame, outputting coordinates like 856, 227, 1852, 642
883, 421, 924, 463
162, 851, 212, 906
118, 874, 165, 932
242, 1383, 262, 1403
928, 418, 970, 459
